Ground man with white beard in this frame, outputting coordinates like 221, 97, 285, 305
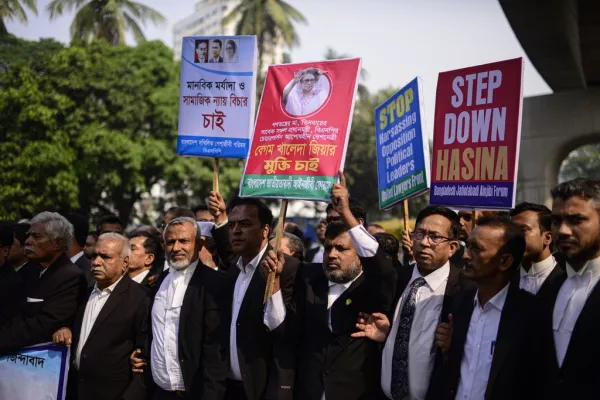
131, 217, 230, 400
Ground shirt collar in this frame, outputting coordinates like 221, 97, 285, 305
93, 274, 124, 295
169, 260, 199, 276
236, 245, 268, 273
566, 254, 600, 278
412, 261, 450, 292
131, 269, 151, 284
474, 283, 510, 311
70, 251, 84, 264
328, 271, 363, 289
520, 254, 555, 277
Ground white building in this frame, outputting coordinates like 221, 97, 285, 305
172, 0, 284, 70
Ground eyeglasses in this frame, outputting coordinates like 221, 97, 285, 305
326, 216, 341, 224
410, 231, 453, 244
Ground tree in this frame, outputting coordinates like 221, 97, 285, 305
0, 0, 37, 36
222, 0, 307, 77
46, 0, 165, 45
559, 143, 600, 182
0, 34, 64, 75
0, 38, 241, 222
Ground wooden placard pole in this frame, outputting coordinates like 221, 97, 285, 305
213, 158, 220, 193
264, 199, 288, 303
403, 200, 410, 233
471, 209, 477, 227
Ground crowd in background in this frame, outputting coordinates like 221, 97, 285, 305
1, 176, 600, 400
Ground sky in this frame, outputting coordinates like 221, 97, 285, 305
6, 0, 552, 131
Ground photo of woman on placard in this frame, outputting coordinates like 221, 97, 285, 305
282, 67, 330, 116
225, 39, 239, 63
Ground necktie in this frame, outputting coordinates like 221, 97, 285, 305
391, 277, 427, 400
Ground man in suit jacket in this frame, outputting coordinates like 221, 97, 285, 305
209, 39, 224, 63
263, 172, 397, 400
433, 216, 542, 400
354, 206, 475, 400
0, 222, 26, 328
208, 193, 299, 400
509, 202, 566, 307
132, 216, 230, 400
128, 231, 160, 289
53, 233, 150, 400
66, 213, 93, 287
0, 212, 87, 353
6, 222, 38, 281
538, 179, 600, 399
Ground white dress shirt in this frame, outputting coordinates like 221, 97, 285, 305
75, 275, 124, 368
519, 254, 556, 295
229, 245, 269, 381
553, 255, 600, 367
264, 224, 379, 332
151, 261, 199, 391
313, 245, 324, 264
456, 284, 509, 400
131, 269, 151, 284
381, 262, 450, 400
70, 251, 84, 264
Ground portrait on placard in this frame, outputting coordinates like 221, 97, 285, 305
281, 67, 331, 117
224, 39, 239, 63
194, 39, 209, 63
209, 38, 224, 63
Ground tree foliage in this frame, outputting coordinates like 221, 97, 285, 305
559, 144, 600, 182
0, 0, 38, 36
46, 0, 165, 45
0, 38, 240, 222
223, 0, 306, 76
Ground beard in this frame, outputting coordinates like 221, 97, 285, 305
323, 259, 362, 284
168, 254, 193, 271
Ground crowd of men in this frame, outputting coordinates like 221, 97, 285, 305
0, 175, 599, 400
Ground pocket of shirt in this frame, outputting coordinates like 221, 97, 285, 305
419, 308, 442, 350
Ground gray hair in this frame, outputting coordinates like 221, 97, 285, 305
283, 232, 304, 255
163, 217, 201, 245
97, 232, 130, 259
30, 212, 73, 251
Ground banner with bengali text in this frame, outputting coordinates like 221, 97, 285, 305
177, 36, 258, 158
0, 343, 70, 400
375, 77, 430, 209
240, 58, 361, 200
430, 58, 523, 209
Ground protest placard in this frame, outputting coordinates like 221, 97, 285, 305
239, 58, 361, 200
430, 58, 524, 209
375, 77, 430, 210
177, 36, 258, 158
0, 343, 70, 400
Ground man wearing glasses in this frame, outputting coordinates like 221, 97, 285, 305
353, 205, 475, 400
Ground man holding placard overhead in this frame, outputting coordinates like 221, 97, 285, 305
208, 192, 300, 400
262, 171, 397, 400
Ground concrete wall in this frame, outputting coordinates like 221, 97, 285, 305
517, 88, 600, 206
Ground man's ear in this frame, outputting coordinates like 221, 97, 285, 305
498, 253, 514, 273
448, 240, 459, 257
357, 218, 365, 227
122, 256, 129, 272
543, 230, 552, 248
145, 253, 155, 268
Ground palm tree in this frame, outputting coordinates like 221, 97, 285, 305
47, 0, 165, 45
0, 0, 38, 36
222, 0, 307, 75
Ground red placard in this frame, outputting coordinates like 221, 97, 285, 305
240, 59, 361, 200
430, 58, 524, 209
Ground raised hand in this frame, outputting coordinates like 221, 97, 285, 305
401, 229, 414, 263
262, 249, 285, 295
52, 327, 72, 347
208, 191, 227, 224
435, 313, 454, 352
351, 312, 391, 343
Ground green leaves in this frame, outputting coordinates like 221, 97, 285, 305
47, 0, 165, 45
0, 38, 243, 222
